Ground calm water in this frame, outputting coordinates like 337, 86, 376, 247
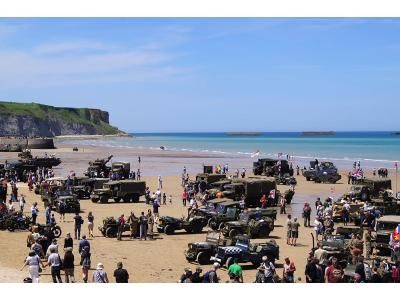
57, 132, 400, 170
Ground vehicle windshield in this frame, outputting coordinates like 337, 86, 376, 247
226, 207, 237, 218
56, 191, 71, 196
215, 204, 226, 214
205, 202, 215, 210
377, 222, 398, 231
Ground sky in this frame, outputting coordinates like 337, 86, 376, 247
0, 18, 399, 132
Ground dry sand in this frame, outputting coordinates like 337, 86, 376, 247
0, 144, 397, 283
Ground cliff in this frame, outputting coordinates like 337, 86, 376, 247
0, 102, 122, 137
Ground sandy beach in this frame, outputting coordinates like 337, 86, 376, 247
0, 142, 397, 283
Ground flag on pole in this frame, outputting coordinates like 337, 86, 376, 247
269, 189, 276, 199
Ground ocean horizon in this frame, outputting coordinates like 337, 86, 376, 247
57, 131, 400, 171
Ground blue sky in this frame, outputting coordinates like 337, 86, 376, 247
0, 18, 399, 132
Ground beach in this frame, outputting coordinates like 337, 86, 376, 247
0, 140, 398, 283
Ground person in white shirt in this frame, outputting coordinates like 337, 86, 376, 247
45, 247, 62, 283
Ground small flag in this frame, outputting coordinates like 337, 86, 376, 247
269, 189, 276, 198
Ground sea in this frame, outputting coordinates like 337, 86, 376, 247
57, 132, 400, 171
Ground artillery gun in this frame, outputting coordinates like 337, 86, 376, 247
85, 155, 113, 178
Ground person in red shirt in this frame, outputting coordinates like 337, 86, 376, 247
117, 214, 125, 241
325, 258, 344, 283
182, 191, 188, 207
260, 195, 267, 208
392, 261, 400, 283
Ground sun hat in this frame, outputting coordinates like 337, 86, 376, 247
96, 263, 104, 270
213, 262, 220, 268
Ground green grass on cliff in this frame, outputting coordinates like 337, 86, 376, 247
0, 101, 119, 135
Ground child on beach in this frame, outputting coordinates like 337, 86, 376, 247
169, 195, 172, 204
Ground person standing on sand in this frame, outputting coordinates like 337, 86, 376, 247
290, 218, 300, 246
137, 169, 141, 180
63, 247, 75, 283
93, 263, 109, 283
162, 192, 167, 205
279, 195, 286, 214
64, 232, 73, 250
158, 175, 163, 190
315, 197, 322, 211
127, 211, 139, 239
169, 194, 172, 204
87, 212, 94, 238
283, 257, 296, 283
182, 190, 188, 207
114, 262, 129, 283
21, 250, 45, 283
286, 214, 292, 245
153, 199, 160, 223
74, 212, 83, 240
139, 212, 148, 240
80, 246, 91, 283
19, 194, 25, 212
117, 214, 125, 241
31, 202, 39, 225
147, 209, 154, 239
303, 203, 311, 227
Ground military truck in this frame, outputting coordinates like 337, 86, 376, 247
332, 202, 364, 224
184, 231, 236, 265
211, 235, 280, 268
349, 178, 392, 201
98, 216, 132, 238
253, 158, 293, 177
275, 174, 297, 186
84, 155, 113, 178
193, 173, 227, 192
220, 211, 275, 239
311, 233, 351, 268
189, 198, 241, 230
374, 215, 400, 256
111, 162, 130, 179
302, 161, 342, 183
156, 215, 208, 235
222, 177, 278, 208
90, 180, 146, 203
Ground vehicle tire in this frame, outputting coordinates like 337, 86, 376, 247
229, 229, 239, 239
114, 197, 121, 203
196, 252, 211, 265
226, 257, 234, 268
218, 223, 225, 231
105, 227, 117, 238
208, 218, 218, 230
257, 226, 270, 238
164, 225, 174, 235
123, 195, 131, 203
7, 223, 15, 232
52, 226, 62, 238
100, 195, 108, 204
192, 224, 203, 234
157, 227, 164, 233
91, 198, 99, 203
315, 178, 321, 183
306, 177, 310, 181
132, 194, 140, 203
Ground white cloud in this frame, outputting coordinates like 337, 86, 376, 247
33, 40, 114, 54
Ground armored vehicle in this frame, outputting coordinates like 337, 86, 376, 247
18, 149, 61, 168
156, 215, 208, 235
302, 161, 342, 183
184, 231, 236, 265
91, 180, 146, 203
374, 215, 400, 256
99, 216, 132, 238
111, 162, 130, 179
221, 211, 275, 239
275, 174, 297, 186
349, 178, 392, 201
212, 235, 279, 268
189, 198, 241, 230
253, 158, 293, 177
84, 155, 113, 178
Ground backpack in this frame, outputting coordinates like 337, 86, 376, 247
364, 263, 372, 281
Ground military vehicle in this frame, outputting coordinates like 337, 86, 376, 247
220, 211, 275, 239
192, 173, 227, 192
98, 216, 132, 238
42, 190, 80, 213
311, 233, 351, 268
275, 174, 297, 186
371, 198, 400, 216
18, 149, 61, 168
35, 223, 62, 238
349, 178, 392, 201
184, 231, 237, 265
253, 158, 293, 177
211, 235, 279, 267
2, 160, 37, 182
335, 226, 363, 239
222, 177, 278, 208
84, 155, 113, 178
374, 215, 400, 256
332, 202, 364, 224
90, 180, 146, 203
156, 215, 208, 235
111, 162, 130, 179
189, 198, 241, 230
203, 165, 213, 174
302, 161, 342, 183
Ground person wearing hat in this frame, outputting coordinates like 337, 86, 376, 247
92, 263, 109, 283
46, 239, 59, 258
261, 256, 276, 283
21, 250, 45, 283
113, 262, 129, 283
63, 247, 75, 283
